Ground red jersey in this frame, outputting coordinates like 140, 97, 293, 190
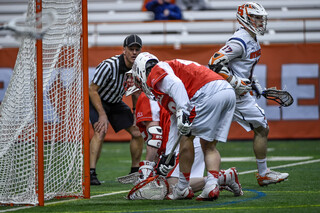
146, 59, 224, 113
135, 92, 171, 155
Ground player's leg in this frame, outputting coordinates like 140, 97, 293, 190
127, 125, 144, 173
234, 94, 289, 186
167, 142, 205, 193
191, 83, 235, 201
109, 101, 143, 174
253, 125, 269, 175
89, 101, 107, 185
89, 130, 105, 185
196, 139, 220, 201
166, 135, 195, 200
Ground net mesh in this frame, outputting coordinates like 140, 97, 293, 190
0, 0, 84, 205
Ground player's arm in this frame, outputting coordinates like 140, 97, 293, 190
136, 120, 163, 182
156, 75, 192, 135
208, 43, 251, 96
145, 121, 163, 162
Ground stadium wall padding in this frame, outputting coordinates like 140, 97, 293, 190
0, 43, 319, 141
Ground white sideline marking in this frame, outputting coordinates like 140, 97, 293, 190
1, 158, 319, 213
239, 158, 320, 175
221, 156, 313, 162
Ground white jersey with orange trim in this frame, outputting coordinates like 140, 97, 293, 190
216, 27, 268, 131
219, 27, 261, 80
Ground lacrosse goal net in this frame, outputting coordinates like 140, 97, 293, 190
0, 0, 89, 206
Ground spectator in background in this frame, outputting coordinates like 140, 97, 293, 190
146, 0, 182, 20
176, 0, 208, 10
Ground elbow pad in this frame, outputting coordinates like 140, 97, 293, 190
146, 126, 163, 149
208, 52, 229, 72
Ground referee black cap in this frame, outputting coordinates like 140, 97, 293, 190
123, 34, 142, 47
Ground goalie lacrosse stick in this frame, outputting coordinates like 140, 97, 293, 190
0, 9, 57, 39
127, 175, 169, 200
262, 88, 294, 107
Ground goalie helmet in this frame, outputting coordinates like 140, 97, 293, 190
236, 2, 268, 35
132, 52, 159, 100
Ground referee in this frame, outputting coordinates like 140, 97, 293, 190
89, 34, 144, 185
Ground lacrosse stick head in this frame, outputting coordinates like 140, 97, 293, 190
127, 175, 169, 200
6, 9, 57, 39
132, 52, 159, 100
237, 2, 268, 35
262, 88, 294, 107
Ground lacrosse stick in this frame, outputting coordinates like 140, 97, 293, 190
262, 88, 294, 107
0, 9, 57, 39
127, 175, 169, 200
165, 133, 182, 165
117, 172, 140, 184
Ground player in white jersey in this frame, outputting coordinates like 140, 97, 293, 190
208, 2, 289, 186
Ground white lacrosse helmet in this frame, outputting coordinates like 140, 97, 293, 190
236, 2, 268, 35
132, 52, 159, 100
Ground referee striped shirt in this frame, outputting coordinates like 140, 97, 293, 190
92, 54, 130, 103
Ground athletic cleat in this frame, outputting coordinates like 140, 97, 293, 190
166, 185, 194, 200
256, 169, 289, 186
90, 172, 101, 185
196, 184, 219, 201
225, 167, 243, 196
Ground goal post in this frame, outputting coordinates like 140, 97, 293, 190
0, 0, 89, 206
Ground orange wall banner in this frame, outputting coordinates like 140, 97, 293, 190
1, 43, 319, 141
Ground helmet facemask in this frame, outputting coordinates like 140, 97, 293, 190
237, 2, 268, 36
132, 52, 159, 100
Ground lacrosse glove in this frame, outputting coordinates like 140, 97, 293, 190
176, 109, 192, 136
229, 74, 252, 96
138, 160, 156, 183
251, 76, 263, 98
156, 154, 176, 176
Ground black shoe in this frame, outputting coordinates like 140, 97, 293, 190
90, 172, 101, 185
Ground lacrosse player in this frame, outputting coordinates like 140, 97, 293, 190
126, 92, 242, 200
89, 34, 144, 185
131, 52, 236, 201
208, 2, 289, 186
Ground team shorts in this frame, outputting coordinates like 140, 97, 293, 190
233, 93, 268, 131
89, 100, 134, 132
190, 80, 236, 142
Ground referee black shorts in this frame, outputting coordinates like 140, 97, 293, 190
89, 100, 134, 133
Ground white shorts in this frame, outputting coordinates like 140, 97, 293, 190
190, 80, 236, 142
167, 144, 205, 178
233, 93, 268, 131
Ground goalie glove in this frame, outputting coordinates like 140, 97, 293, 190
176, 109, 192, 136
251, 76, 263, 99
138, 160, 156, 183
156, 154, 176, 176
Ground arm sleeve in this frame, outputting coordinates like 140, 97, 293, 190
156, 74, 192, 115
219, 41, 244, 61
